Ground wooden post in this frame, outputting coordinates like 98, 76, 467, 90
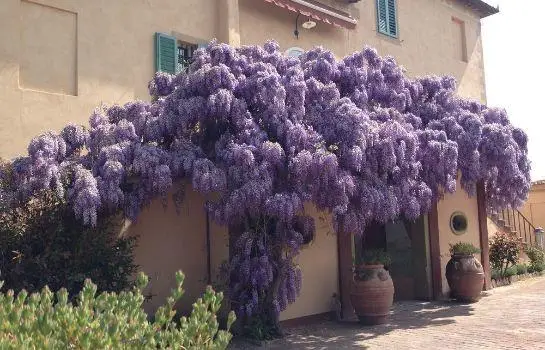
337, 229, 355, 320
477, 181, 491, 290
428, 201, 443, 299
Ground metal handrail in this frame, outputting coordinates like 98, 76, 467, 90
498, 208, 536, 246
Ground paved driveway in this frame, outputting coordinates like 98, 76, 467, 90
231, 277, 545, 349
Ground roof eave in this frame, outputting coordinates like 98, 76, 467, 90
460, 0, 499, 18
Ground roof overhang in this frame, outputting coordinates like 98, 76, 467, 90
264, 0, 358, 29
458, 0, 499, 18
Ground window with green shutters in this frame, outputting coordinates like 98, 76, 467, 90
376, 0, 398, 38
155, 32, 177, 74
155, 32, 207, 74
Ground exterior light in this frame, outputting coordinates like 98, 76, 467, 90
302, 19, 317, 29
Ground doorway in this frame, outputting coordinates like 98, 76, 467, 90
355, 215, 432, 300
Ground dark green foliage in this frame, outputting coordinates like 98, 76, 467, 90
528, 262, 545, 273
503, 266, 517, 277
525, 245, 545, 274
491, 268, 501, 280
0, 191, 137, 296
516, 264, 528, 275
0, 271, 235, 349
489, 231, 521, 277
449, 242, 480, 255
355, 249, 391, 266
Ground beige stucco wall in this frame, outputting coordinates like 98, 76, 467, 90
1, 0, 488, 160
0, 0, 218, 159
124, 182, 229, 315
519, 183, 545, 230
239, 0, 486, 101
280, 203, 339, 321
0, 0, 491, 317
437, 177, 481, 296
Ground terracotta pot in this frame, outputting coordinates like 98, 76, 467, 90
350, 264, 394, 325
445, 253, 484, 302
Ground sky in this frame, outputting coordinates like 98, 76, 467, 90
481, 0, 545, 181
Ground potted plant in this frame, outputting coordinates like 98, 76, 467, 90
445, 242, 484, 302
350, 249, 394, 325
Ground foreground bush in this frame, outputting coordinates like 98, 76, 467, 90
489, 231, 521, 276
0, 190, 137, 296
0, 271, 235, 349
525, 245, 545, 273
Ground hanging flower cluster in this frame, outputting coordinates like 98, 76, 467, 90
0, 41, 530, 323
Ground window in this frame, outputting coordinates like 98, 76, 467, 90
452, 17, 468, 62
376, 0, 398, 38
177, 42, 198, 72
450, 212, 468, 235
155, 32, 204, 74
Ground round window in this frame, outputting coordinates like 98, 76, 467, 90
450, 212, 468, 235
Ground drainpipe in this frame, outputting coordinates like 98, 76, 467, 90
206, 202, 212, 285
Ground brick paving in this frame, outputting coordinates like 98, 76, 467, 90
230, 277, 545, 349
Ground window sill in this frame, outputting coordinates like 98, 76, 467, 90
376, 31, 402, 46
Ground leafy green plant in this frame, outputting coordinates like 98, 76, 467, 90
0, 271, 235, 349
0, 191, 137, 297
355, 249, 391, 267
449, 242, 480, 256
504, 266, 517, 278
489, 231, 521, 277
516, 264, 528, 275
491, 268, 501, 280
528, 262, 545, 274
525, 245, 545, 274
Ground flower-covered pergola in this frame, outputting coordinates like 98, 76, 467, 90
0, 41, 530, 330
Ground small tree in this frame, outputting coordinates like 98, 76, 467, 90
489, 231, 521, 277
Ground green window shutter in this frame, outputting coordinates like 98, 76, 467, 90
376, 0, 398, 38
387, 0, 397, 37
377, 0, 388, 34
155, 32, 177, 74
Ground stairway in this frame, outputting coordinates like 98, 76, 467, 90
488, 208, 536, 246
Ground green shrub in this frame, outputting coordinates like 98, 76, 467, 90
489, 231, 521, 276
0, 191, 137, 296
0, 271, 235, 349
449, 242, 480, 255
491, 268, 501, 280
504, 266, 517, 278
528, 262, 545, 274
355, 249, 391, 266
525, 246, 545, 264
516, 264, 528, 275
524, 246, 545, 274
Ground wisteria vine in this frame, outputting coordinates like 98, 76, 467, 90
0, 41, 530, 327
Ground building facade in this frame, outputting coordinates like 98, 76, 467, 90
0, 0, 497, 321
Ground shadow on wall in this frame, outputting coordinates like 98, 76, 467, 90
229, 301, 474, 349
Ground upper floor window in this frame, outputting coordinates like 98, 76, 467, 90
177, 42, 198, 73
155, 32, 203, 74
377, 0, 398, 38
451, 17, 468, 62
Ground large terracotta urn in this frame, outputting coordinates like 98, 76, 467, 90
446, 253, 484, 302
350, 264, 394, 325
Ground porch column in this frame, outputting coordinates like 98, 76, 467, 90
477, 182, 491, 290
428, 202, 443, 299
217, 0, 241, 47
337, 230, 355, 320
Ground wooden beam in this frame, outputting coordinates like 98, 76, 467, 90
477, 181, 491, 290
428, 202, 442, 299
337, 230, 355, 320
